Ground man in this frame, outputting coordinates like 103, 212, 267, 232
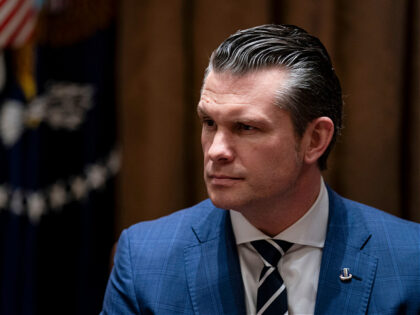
101, 25, 420, 314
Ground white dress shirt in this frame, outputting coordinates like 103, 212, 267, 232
230, 179, 329, 315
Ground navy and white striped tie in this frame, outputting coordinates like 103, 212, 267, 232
251, 239, 293, 315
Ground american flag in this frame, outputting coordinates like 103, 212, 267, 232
0, 0, 37, 48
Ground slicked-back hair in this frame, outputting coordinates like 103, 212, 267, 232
205, 24, 343, 170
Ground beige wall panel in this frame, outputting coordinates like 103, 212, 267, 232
278, 0, 337, 50
408, 2, 420, 222
333, 0, 406, 215
117, 0, 187, 232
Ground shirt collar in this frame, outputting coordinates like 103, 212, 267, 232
230, 178, 329, 248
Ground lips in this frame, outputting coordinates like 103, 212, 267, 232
207, 174, 243, 186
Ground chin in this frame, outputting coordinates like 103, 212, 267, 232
208, 192, 245, 211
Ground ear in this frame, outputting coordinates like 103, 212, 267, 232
302, 117, 334, 165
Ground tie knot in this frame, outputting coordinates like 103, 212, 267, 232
251, 239, 293, 267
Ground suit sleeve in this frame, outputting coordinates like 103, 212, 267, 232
100, 229, 141, 315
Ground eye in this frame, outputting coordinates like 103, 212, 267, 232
203, 119, 215, 127
238, 123, 255, 131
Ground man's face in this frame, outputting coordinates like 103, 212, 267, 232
198, 69, 306, 213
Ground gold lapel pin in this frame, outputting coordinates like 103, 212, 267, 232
339, 268, 352, 281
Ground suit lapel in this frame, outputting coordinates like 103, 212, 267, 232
314, 188, 378, 315
184, 206, 246, 315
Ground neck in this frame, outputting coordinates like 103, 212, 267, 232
240, 166, 322, 237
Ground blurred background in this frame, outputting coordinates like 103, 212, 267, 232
0, 0, 419, 314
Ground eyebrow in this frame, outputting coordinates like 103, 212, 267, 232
196, 106, 208, 117
234, 117, 263, 125
197, 106, 267, 127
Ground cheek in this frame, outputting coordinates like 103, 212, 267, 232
201, 134, 210, 154
250, 142, 300, 174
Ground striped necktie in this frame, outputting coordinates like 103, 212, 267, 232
250, 239, 293, 315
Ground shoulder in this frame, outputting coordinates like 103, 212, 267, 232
117, 199, 218, 262
331, 189, 420, 233
113, 199, 217, 290
329, 188, 420, 253
321, 188, 420, 315
102, 200, 216, 314
124, 198, 215, 243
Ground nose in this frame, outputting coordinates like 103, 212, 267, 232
207, 130, 234, 163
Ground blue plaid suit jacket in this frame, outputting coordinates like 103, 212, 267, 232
101, 188, 420, 314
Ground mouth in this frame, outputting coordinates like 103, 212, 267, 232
207, 174, 243, 186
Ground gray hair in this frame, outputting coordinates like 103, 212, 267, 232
205, 24, 343, 170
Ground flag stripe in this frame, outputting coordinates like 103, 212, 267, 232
0, 0, 26, 30
11, 10, 35, 46
0, 0, 35, 48
7, 5, 35, 47
0, 0, 20, 23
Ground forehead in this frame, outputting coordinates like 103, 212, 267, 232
198, 69, 289, 117
203, 68, 287, 96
